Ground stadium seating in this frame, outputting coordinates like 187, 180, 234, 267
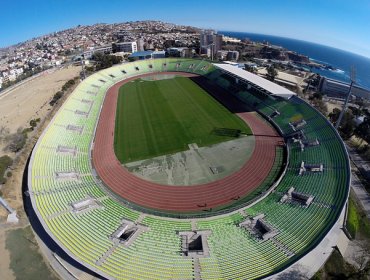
28, 58, 350, 279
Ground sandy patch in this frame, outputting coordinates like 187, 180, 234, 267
0, 67, 80, 218
326, 100, 343, 113
0, 66, 80, 157
125, 136, 255, 186
0, 229, 15, 280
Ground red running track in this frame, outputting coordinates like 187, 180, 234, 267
92, 72, 283, 212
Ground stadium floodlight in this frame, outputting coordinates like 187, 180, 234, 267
335, 66, 356, 130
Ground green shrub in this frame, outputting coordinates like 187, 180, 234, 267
7, 129, 28, 153
49, 91, 64, 106
346, 197, 360, 238
0, 156, 13, 184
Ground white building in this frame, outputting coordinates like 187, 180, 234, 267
10, 68, 24, 77
217, 50, 239, 61
136, 38, 145, 52
115, 42, 138, 54
84, 45, 113, 59
223, 36, 241, 43
319, 77, 370, 100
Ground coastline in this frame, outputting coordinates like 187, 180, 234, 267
222, 31, 370, 89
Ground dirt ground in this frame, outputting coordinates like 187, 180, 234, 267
326, 99, 343, 113
0, 66, 81, 219
126, 136, 255, 186
0, 225, 59, 280
0, 66, 80, 157
0, 67, 82, 280
0, 229, 14, 280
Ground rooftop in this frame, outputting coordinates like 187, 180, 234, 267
129, 51, 153, 58
213, 63, 296, 99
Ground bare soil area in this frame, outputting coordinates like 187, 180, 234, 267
125, 136, 255, 186
0, 66, 80, 157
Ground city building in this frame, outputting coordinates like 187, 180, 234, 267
128, 51, 154, 60
84, 45, 113, 59
223, 36, 241, 43
227, 51, 239, 61
128, 50, 166, 60
200, 30, 223, 58
217, 50, 239, 61
167, 47, 193, 58
136, 38, 145, 52
114, 42, 138, 54
152, 50, 166, 59
319, 77, 370, 100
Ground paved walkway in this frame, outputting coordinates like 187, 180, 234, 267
350, 172, 370, 218
346, 144, 370, 218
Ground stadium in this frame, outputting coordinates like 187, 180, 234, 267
27, 58, 350, 279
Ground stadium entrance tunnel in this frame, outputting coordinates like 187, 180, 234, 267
178, 230, 211, 258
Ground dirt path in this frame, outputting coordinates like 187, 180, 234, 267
0, 66, 80, 157
0, 69, 81, 219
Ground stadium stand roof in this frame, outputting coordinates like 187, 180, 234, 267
213, 63, 296, 99
128, 50, 153, 59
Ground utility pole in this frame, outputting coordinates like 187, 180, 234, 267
335, 66, 356, 130
81, 41, 86, 80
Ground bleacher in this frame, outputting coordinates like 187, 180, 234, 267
28, 58, 350, 279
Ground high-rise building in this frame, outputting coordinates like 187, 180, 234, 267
200, 30, 223, 58
137, 38, 145, 52
200, 29, 215, 48
214, 34, 223, 54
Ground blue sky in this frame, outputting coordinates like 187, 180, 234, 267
1, 0, 370, 58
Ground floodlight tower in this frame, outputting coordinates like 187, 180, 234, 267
81, 40, 87, 80
335, 66, 356, 130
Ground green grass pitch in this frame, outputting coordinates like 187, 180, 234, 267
114, 76, 252, 163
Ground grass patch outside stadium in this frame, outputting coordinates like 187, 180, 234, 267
114, 76, 252, 163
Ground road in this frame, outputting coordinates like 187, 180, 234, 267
346, 144, 370, 218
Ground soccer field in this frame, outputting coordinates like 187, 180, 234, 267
114, 76, 252, 163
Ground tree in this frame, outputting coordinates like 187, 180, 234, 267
245, 64, 257, 74
329, 108, 341, 124
6, 128, 28, 153
355, 117, 370, 143
354, 99, 365, 109
266, 65, 278, 81
348, 106, 362, 117
329, 108, 356, 140
0, 155, 13, 184
311, 98, 328, 116
339, 110, 356, 140
50, 91, 64, 106
30, 119, 38, 130
92, 53, 123, 70
112, 43, 118, 53
309, 92, 323, 101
